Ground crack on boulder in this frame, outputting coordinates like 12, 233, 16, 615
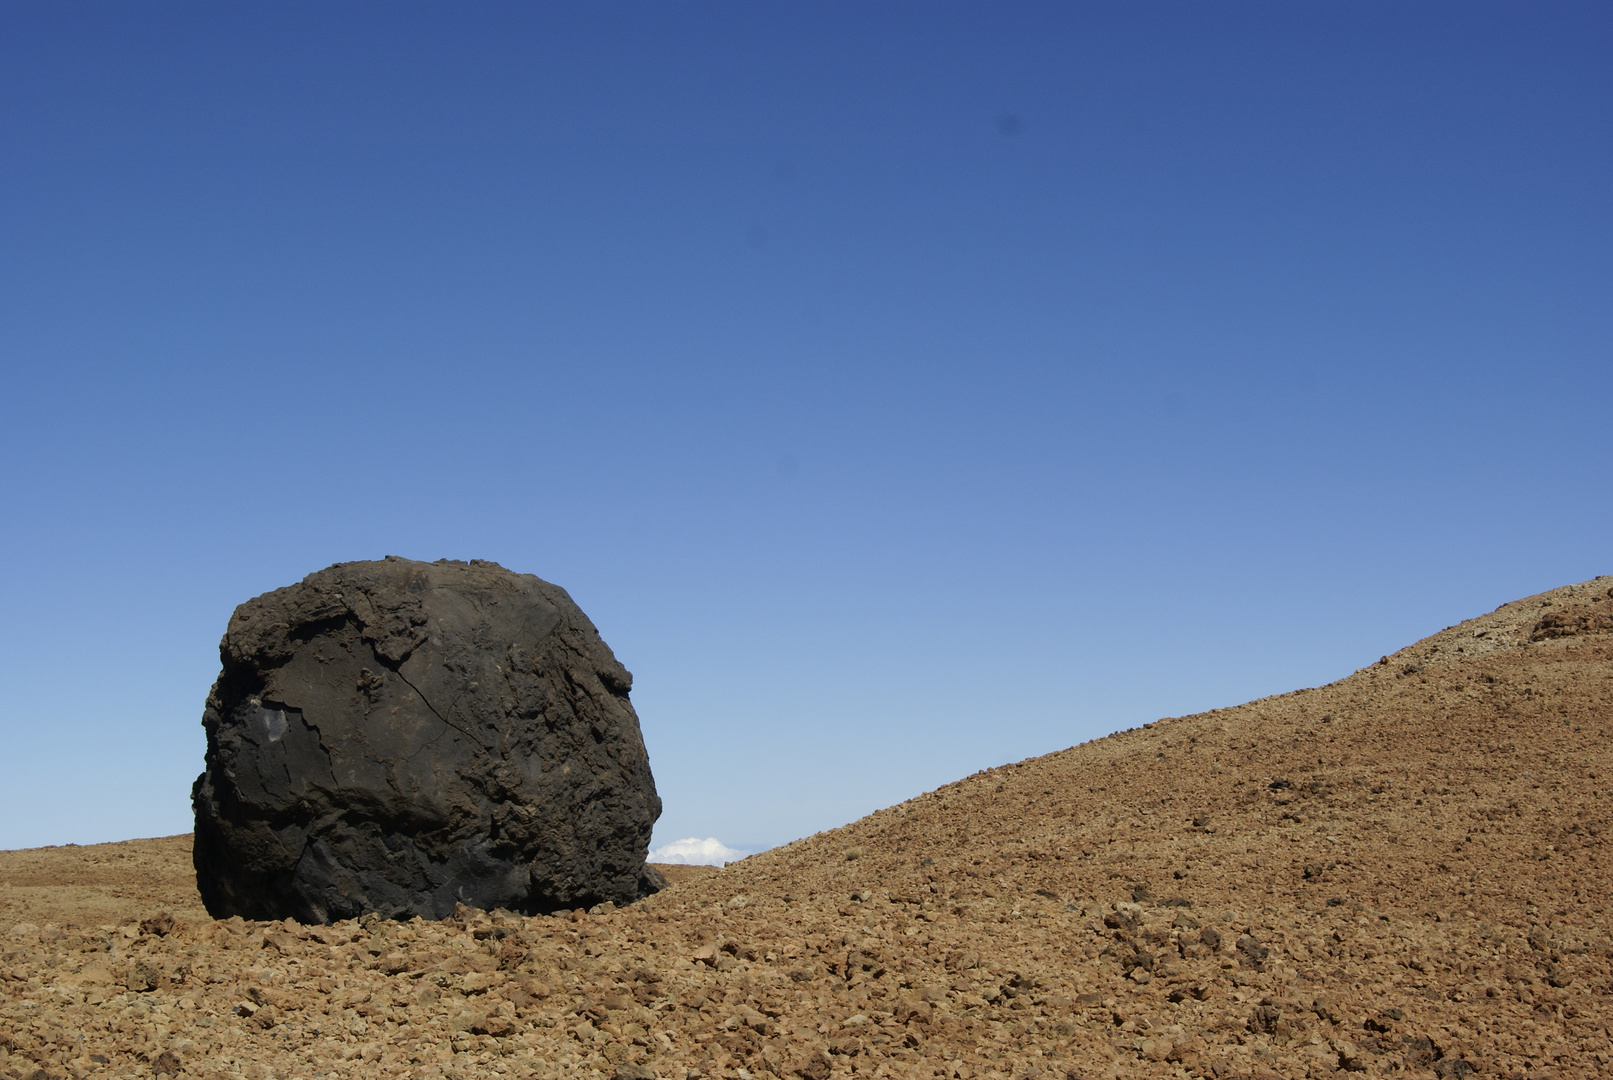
388, 663, 487, 752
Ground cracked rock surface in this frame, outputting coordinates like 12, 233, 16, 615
191, 557, 662, 922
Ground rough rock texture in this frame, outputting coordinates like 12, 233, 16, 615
190, 557, 662, 923
5, 577, 1610, 1080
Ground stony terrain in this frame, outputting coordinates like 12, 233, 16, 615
3, 578, 1610, 1080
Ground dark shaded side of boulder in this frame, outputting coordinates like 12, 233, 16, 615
192, 557, 663, 922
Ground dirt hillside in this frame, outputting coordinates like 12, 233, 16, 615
2, 578, 1609, 1080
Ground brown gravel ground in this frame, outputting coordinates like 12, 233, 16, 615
2, 578, 1610, 1080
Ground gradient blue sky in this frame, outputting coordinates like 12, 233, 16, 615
2, 3, 1609, 856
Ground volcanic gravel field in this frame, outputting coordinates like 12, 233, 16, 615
3, 579, 1610, 1080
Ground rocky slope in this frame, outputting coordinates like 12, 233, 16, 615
2, 578, 1610, 1080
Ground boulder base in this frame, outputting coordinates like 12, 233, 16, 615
192, 557, 663, 921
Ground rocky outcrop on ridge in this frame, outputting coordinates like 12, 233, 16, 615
191, 557, 663, 923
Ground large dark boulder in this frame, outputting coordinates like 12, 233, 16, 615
192, 557, 663, 922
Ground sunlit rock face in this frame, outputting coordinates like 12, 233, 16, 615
192, 557, 662, 922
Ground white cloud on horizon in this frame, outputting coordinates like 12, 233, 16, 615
648, 837, 747, 865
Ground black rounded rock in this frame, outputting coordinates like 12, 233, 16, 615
191, 557, 663, 922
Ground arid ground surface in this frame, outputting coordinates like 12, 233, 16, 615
3, 579, 1610, 1080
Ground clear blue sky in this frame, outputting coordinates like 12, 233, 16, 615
2, 3, 1608, 855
